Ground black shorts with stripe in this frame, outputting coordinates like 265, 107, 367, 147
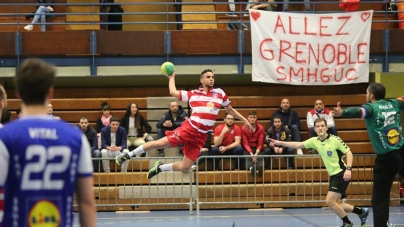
329, 170, 350, 198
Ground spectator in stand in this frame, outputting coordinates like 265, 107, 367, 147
307, 99, 338, 137
211, 113, 244, 170
16, 107, 23, 118
24, 0, 55, 31
283, 0, 311, 11
79, 116, 102, 172
241, 111, 266, 177
101, 117, 129, 172
47, 103, 60, 120
96, 101, 112, 149
156, 101, 187, 157
271, 98, 303, 155
226, 0, 254, 17
120, 103, 152, 156
266, 115, 295, 169
191, 131, 212, 170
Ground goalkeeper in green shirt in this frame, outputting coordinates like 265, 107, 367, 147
333, 82, 404, 227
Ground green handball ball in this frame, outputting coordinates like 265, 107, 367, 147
161, 62, 175, 77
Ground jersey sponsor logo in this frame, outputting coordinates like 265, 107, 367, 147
385, 128, 401, 146
28, 200, 60, 227
327, 150, 332, 157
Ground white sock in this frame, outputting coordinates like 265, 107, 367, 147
159, 163, 173, 172
128, 145, 145, 157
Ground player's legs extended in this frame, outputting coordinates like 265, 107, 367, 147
326, 191, 347, 218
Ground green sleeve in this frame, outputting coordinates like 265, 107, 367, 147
360, 104, 374, 119
335, 136, 350, 154
303, 138, 315, 149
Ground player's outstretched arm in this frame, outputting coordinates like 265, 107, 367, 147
333, 102, 364, 118
224, 105, 252, 131
168, 71, 180, 99
76, 177, 96, 227
270, 138, 305, 149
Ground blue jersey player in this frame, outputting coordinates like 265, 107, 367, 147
0, 59, 96, 227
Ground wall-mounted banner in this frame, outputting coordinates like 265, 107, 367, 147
250, 10, 373, 85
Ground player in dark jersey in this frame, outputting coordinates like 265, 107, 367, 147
334, 82, 404, 227
0, 58, 96, 227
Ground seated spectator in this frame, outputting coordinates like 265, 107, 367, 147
266, 116, 295, 169
191, 131, 212, 170
96, 101, 112, 149
241, 111, 266, 177
156, 101, 187, 157
120, 103, 151, 155
16, 107, 23, 118
24, 0, 55, 31
101, 117, 129, 172
250, 0, 277, 11
47, 103, 60, 120
78, 116, 102, 172
271, 98, 303, 155
282, 0, 311, 11
307, 99, 338, 137
211, 113, 244, 170
226, 0, 253, 16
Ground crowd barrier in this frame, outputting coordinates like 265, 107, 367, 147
80, 154, 402, 213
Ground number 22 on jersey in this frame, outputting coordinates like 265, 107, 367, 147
21, 145, 71, 190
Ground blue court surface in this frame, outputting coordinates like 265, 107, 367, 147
75, 206, 404, 227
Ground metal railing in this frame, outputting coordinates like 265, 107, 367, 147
83, 154, 402, 214
0, 1, 402, 31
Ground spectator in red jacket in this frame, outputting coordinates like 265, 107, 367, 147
241, 111, 266, 177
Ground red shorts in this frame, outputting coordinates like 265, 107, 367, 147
165, 120, 208, 162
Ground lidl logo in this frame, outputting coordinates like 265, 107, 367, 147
28, 200, 60, 227
386, 128, 401, 146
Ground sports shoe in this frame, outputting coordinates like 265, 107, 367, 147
24, 25, 33, 31
309, 149, 316, 154
340, 223, 353, 227
226, 11, 237, 17
191, 164, 197, 171
116, 153, 131, 165
250, 165, 256, 177
158, 150, 165, 157
387, 221, 397, 227
147, 160, 163, 179
359, 208, 369, 227
243, 11, 249, 17
297, 148, 303, 155
257, 164, 263, 177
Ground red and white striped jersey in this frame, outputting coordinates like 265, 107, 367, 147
179, 86, 230, 133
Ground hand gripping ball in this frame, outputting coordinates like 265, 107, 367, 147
161, 62, 175, 77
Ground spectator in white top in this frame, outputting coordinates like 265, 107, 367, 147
307, 99, 338, 138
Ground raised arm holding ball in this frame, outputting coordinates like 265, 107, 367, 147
116, 63, 252, 179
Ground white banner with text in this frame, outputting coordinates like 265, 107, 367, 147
251, 10, 373, 85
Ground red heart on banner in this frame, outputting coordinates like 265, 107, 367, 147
251, 11, 261, 21
361, 12, 371, 22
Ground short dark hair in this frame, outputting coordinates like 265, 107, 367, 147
109, 116, 120, 123
79, 116, 88, 121
224, 113, 234, 119
248, 110, 257, 116
368, 82, 386, 100
314, 118, 327, 127
272, 115, 282, 122
200, 69, 213, 78
15, 58, 56, 105
101, 101, 110, 111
